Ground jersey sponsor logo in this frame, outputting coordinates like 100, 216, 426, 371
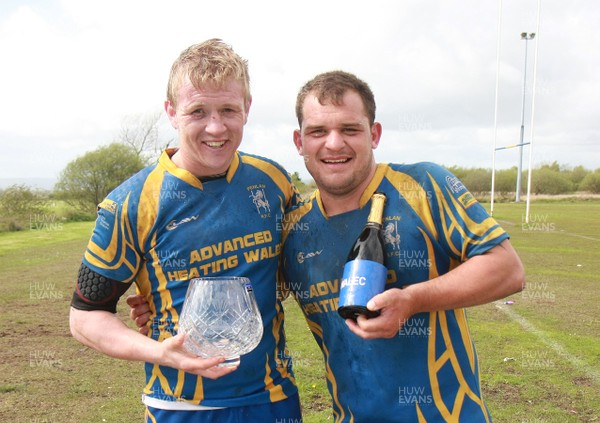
165, 230, 281, 281
297, 249, 322, 263
166, 215, 199, 231
458, 191, 477, 209
97, 198, 117, 214
445, 175, 467, 194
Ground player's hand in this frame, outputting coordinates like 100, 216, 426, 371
159, 333, 238, 379
344, 288, 415, 339
126, 294, 151, 335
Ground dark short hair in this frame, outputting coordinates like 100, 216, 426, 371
295, 71, 376, 127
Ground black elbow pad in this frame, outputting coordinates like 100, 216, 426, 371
71, 263, 133, 313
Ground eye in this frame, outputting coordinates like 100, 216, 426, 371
308, 128, 326, 137
342, 127, 360, 135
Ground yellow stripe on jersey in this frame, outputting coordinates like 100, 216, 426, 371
419, 226, 440, 279
274, 301, 296, 385
303, 317, 349, 423
158, 148, 203, 189
84, 194, 138, 281
265, 300, 290, 402
192, 372, 205, 403
174, 369, 185, 400
146, 234, 175, 342
426, 172, 505, 258
359, 164, 389, 208
416, 402, 427, 422
137, 168, 177, 343
241, 154, 295, 208
137, 166, 164, 252
226, 151, 240, 182
428, 311, 491, 421
383, 166, 439, 241
281, 197, 314, 243
455, 308, 476, 373
144, 363, 175, 398
145, 407, 158, 423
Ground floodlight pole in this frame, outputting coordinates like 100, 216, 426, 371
516, 32, 535, 202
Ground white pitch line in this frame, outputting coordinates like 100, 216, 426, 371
494, 301, 600, 386
494, 219, 600, 242
559, 231, 600, 242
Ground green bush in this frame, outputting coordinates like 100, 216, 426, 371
493, 168, 518, 193
0, 185, 48, 232
579, 171, 600, 194
531, 168, 575, 195
446, 166, 492, 193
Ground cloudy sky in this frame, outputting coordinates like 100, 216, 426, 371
0, 0, 598, 187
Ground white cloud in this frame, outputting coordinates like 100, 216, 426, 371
0, 0, 598, 185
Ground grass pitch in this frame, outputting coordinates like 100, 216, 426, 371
0, 201, 598, 422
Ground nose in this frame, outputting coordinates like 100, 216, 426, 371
324, 130, 344, 150
205, 112, 226, 135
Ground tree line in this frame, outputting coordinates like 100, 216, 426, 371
1, 111, 598, 233
446, 162, 600, 198
2, 154, 598, 233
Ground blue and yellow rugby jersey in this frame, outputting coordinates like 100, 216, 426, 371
281, 162, 509, 422
84, 149, 299, 409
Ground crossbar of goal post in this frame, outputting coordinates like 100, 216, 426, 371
494, 142, 530, 152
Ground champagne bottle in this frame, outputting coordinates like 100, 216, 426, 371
338, 192, 387, 321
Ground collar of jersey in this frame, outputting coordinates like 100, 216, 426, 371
159, 148, 240, 189
358, 163, 388, 207
314, 162, 388, 217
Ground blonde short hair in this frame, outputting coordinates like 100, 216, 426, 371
166, 39, 250, 108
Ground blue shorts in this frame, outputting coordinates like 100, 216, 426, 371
145, 393, 302, 423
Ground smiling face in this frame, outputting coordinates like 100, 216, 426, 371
165, 78, 251, 177
293, 89, 381, 213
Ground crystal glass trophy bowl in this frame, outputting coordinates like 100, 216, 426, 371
178, 276, 263, 367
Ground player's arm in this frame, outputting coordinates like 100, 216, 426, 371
69, 264, 236, 378
347, 239, 525, 339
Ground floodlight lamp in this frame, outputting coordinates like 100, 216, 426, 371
530, 33, 536, 39
521, 32, 527, 38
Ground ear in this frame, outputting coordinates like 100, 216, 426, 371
165, 100, 178, 129
370, 122, 382, 149
293, 129, 303, 155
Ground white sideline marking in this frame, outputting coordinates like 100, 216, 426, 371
494, 301, 600, 386
494, 219, 600, 242
559, 231, 600, 242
